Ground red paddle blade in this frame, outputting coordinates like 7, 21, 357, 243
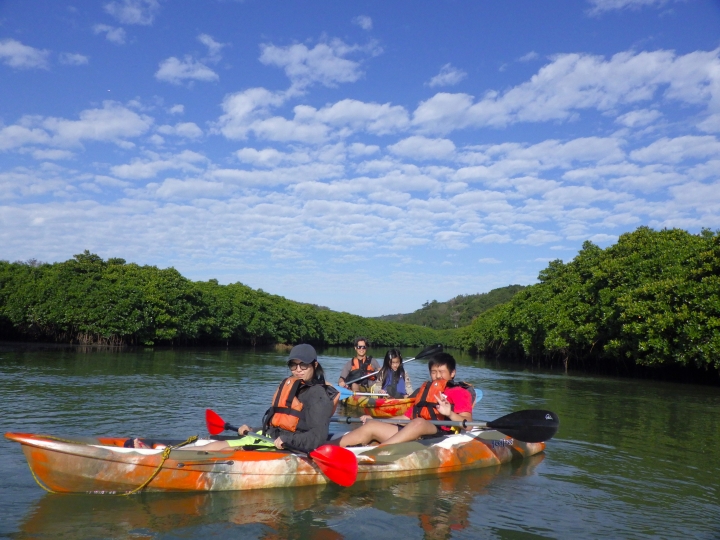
309, 445, 358, 487
205, 409, 227, 436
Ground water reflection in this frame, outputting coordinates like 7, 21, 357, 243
17, 455, 544, 540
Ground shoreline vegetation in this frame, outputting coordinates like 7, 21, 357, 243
1, 226, 718, 383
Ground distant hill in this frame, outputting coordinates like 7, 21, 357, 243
375, 285, 526, 329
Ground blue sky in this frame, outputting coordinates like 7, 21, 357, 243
1, 0, 719, 317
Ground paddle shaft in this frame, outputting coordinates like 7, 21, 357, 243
344, 357, 417, 386
332, 416, 487, 429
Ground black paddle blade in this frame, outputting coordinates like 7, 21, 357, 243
415, 344, 443, 359
487, 409, 560, 443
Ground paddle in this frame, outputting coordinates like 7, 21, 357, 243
334, 387, 403, 400
205, 409, 358, 487
331, 409, 559, 443
342, 343, 443, 387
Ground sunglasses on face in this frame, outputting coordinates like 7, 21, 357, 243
288, 361, 312, 371
356, 345, 367, 349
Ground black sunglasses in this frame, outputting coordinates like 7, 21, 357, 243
355, 345, 367, 349
287, 361, 312, 371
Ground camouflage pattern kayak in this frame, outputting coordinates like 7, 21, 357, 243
5, 430, 545, 493
341, 395, 414, 418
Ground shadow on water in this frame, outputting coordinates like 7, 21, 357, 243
14, 455, 545, 540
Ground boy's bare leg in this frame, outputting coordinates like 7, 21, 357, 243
379, 418, 438, 446
338, 420, 400, 447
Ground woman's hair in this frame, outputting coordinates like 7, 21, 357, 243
381, 348, 405, 385
311, 360, 327, 385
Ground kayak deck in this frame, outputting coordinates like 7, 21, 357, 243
341, 396, 414, 418
5, 431, 545, 493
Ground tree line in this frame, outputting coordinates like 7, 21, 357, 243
375, 285, 525, 329
452, 227, 720, 377
0, 251, 448, 347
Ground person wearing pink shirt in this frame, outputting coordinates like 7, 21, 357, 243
336, 352, 474, 447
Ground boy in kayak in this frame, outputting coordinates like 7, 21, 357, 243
336, 352, 473, 447
337, 337, 381, 392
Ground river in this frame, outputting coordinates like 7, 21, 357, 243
1, 343, 718, 539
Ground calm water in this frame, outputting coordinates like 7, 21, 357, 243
1, 343, 719, 539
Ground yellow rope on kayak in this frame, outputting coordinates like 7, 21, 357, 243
121, 435, 198, 496
27, 434, 198, 495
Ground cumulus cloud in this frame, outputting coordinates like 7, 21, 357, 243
111, 150, 207, 179
615, 108, 661, 127
93, 24, 127, 45
388, 136, 456, 160
427, 63, 467, 88
156, 122, 203, 139
519, 51, 539, 62
259, 38, 379, 90
0, 39, 49, 69
155, 56, 218, 84
168, 104, 184, 115
155, 33, 225, 84
630, 136, 720, 163
59, 52, 89, 66
413, 48, 720, 133
353, 15, 373, 30
587, 0, 675, 14
104, 0, 160, 25
0, 101, 153, 151
197, 34, 226, 62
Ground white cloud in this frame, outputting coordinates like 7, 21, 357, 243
155, 56, 218, 84
154, 178, 229, 200
630, 136, 720, 163
39, 101, 153, 146
0, 39, 49, 69
427, 63, 467, 88
111, 150, 207, 179
587, 0, 674, 14
259, 39, 378, 90
474, 233, 512, 244
58, 52, 89, 66
168, 104, 184, 115
519, 51, 539, 62
197, 34, 225, 62
236, 147, 311, 167
353, 15, 373, 30
615, 108, 661, 127
31, 149, 75, 160
388, 136, 456, 160
0, 125, 51, 150
413, 48, 720, 133
104, 0, 160, 25
216, 87, 288, 140
296, 99, 410, 135
478, 258, 501, 263
698, 113, 720, 133
93, 24, 127, 45
156, 122, 203, 138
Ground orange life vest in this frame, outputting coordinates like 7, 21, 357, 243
412, 379, 475, 421
347, 357, 376, 383
265, 377, 341, 433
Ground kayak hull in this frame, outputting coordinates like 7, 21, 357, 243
342, 396, 414, 418
5, 432, 545, 493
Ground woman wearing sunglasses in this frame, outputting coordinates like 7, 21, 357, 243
199, 344, 339, 453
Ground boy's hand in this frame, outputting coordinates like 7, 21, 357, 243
437, 392, 452, 416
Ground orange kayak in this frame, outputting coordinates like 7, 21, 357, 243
5, 431, 545, 493
342, 395, 414, 418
